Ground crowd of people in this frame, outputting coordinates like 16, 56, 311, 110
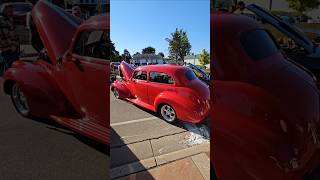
0, 4, 19, 74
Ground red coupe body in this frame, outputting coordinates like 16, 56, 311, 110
2, 0, 109, 145
211, 12, 320, 179
111, 61, 210, 123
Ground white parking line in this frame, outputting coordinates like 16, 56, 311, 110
111, 117, 159, 127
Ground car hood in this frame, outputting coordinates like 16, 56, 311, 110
31, 0, 81, 64
247, 4, 318, 54
119, 61, 134, 80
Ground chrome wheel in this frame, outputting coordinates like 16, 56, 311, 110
113, 88, 120, 99
160, 104, 176, 123
11, 84, 30, 117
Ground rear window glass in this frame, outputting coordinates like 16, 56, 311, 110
241, 30, 279, 61
186, 69, 197, 81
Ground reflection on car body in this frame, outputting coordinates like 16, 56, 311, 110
2, 0, 109, 145
212, 10, 320, 180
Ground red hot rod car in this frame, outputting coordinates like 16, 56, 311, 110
111, 61, 210, 123
2, 0, 109, 145
211, 11, 320, 179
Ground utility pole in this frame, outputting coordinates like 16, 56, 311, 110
269, 0, 272, 10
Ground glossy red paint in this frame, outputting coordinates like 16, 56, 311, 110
211, 12, 320, 179
111, 61, 210, 123
2, 0, 109, 145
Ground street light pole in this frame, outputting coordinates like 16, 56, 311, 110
269, 0, 272, 10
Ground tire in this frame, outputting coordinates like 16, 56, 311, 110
10, 83, 30, 117
113, 88, 120, 99
159, 104, 177, 123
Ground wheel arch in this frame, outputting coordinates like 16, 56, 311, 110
3, 79, 15, 95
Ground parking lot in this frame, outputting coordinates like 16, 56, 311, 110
110, 90, 210, 179
0, 75, 108, 180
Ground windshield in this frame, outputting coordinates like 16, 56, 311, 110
13, 4, 32, 12
241, 30, 279, 61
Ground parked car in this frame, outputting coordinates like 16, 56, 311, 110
0, 2, 33, 26
2, 0, 109, 145
111, 61, 210, 123
212, 10, 320, 180
279, 15, 296, 24
246, 4, 320, 79
185, 63, 210, 85
110, 62, 120, 81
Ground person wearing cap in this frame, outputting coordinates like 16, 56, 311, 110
72, 5, 83, 19
214, 0, 234, 12
0, 4, 20, 70
233, 1, 246, 14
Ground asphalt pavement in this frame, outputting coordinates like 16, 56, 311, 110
0, 79, 109, 180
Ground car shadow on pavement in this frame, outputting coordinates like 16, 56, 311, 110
28, 116, 109, 156
111, 129, 155, 180
131, 103, 211, 140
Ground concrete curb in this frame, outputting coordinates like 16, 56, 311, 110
111, 143, 209, 179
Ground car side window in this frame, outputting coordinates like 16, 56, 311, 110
73, 30, 109, 60
149, 71, 174, 84
133, 71, 147, 80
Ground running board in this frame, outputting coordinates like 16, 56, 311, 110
51, 115, 109, 145
127, 98, 155, 111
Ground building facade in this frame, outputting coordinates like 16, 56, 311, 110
131, 54, 165, 66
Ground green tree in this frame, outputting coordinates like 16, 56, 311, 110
142, 46, 156, 54
166, 28, 191, 64
110, 40, 121, 62
198, 49, 210, 66
121, 49, 132, 63
286, 0, 320, 14
158, 52, 165, 58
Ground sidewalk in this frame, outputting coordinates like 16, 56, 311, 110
110, 117, 210, 180
117, 153, 210, 180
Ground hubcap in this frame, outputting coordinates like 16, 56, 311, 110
114, 89, 119, 98
12, 84, 29, 116
161, 105, 176, 122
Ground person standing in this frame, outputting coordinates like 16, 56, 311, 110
232, 1, 246, 14
0, 4, 20, 70
72, 5, 83, 19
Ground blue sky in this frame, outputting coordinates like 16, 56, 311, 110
111, 0, 210, 57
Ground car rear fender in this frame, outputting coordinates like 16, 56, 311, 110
154, 91, 197, 119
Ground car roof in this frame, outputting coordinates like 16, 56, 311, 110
212, 12, 262, 34
136, 64, 189, 74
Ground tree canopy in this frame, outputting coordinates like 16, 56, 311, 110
286, 0, 320, 14
166, 28, 191, 64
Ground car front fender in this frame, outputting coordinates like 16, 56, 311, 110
111, 81, 132, 99
3, 61, 72, 118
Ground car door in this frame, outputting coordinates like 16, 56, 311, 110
60, 29, 109, 128
131, 70, 149, 104
148, 71, 175, 104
